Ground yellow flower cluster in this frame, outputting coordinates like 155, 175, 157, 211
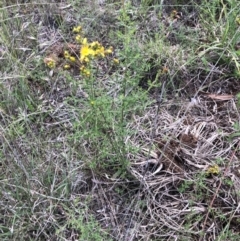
75, 34, 82, 43
63, 64, 71, 70
44, 25, 119, 75
113, 58, 119, 64
64, 50, 76, 63
206, 164, 220, 175
72, 25, 82, 33
47, 59, 56, 68
71, 25, 117, 76
80, 65, 90, 77
79, 38, 113, 63
44, 57, 56, 69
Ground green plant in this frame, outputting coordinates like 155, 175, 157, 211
67, 211, 112, 241
63, 18, 151, 177
54, 200, 113, 241
199, 0, 240, 76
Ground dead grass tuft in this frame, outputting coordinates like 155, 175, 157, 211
124, 94, 240, 240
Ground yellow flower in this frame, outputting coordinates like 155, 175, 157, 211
82, 38, 88, 45
64, 50, 70, 59
90, 41, 101, 50
75, 35, 82, 43
80, 65, 85, 71
47, 60, 55, 68
88, 41, 105, 58
80, 66, 90, 77
105, 46, 113, 54
94, 46, 105, 57
82, 69, 90, 77
80, 44, 95, 62
44, 57, 56, 68
84, 70, 91, 77
69, 56, 76, 62
63, 64, 71, 70
72, 25, 82, 33
206, 164, 220, 175
113, 58, 119, 64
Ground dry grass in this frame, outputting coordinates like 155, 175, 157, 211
126, 95, 240, 240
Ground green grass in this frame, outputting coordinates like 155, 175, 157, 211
1, 0, 240, 240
